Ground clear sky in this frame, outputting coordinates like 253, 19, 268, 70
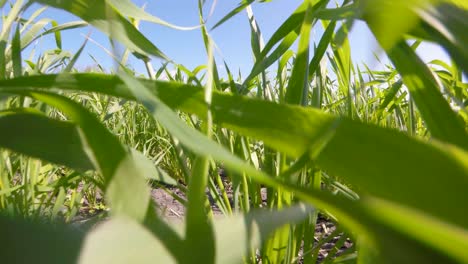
16, 0, 451, 78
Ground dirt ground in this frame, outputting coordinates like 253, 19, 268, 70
150, 187, 354, 263
72, 185, 353, 263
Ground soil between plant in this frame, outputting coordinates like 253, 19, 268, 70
150, 187, 354, 263
71, 184, 353, 263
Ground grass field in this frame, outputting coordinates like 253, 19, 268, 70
0, 0, 467, 263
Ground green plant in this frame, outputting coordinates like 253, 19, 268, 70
0, 0, 467, 263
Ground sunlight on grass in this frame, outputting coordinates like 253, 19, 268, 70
0, 0, 467, 263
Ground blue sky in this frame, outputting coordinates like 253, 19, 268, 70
17, 0, 450, 78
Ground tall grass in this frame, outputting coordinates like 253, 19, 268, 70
0, 0, 467, 263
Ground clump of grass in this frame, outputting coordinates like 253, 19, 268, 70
0, 0, 467, 264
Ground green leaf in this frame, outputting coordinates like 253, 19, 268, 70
228, 0, 329, 89
387, 41, 468, 150
79, 217, 176, 264
131, 149, 177, 186
64, 33, 89, 72
314, 3, 358, 20
0, 104, 177, 190
1, 73, 468, 262
286, 187, 468, 264
0, 0, 24, 42
0, 109, 94, 171
246, 5, 263, 61
361, 0, 430, 50
416, 3, 468, 75
242, 0, 330, 87
376, 80, 403, 116
260, 1, 309, 56
182, 38, 216, 263
51, 20, 62, 49
21, 21, 88, 51
34, 0, 169, 60
27, 92, 151, 222
285, 0, 315, 105
308, 21, 336, 81
1, 19, 87, 68
117, 73, 277, 188
107, 0, 199, 30
1, 74, 467, 230
242, 27, 300, 87
212, 204, 314, 263
0, 40, 6, 79
210, 0, 255, 30
0, 214, 84, 264
11, 24, 21, 77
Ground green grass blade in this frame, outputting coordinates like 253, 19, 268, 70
22, 21, 88, 51
1, 73, 467, 229
3, 189, 466, 263
283, 186, 468, 264
2, 19, 87, 69
314, 3, 357, 20
19, 5, 48, 35
242, 1, 330, 87
361, 0, 428, 50
417, 3, 468, 75
245, 5, 271, 99
1, 214, 179, 264
210, 0, 255, 30
261, 1, 309, 56
0, 109, 94, 171
246, 6, 262, 58
64, 34, 89, 72
11, 24, 22, 78
387, 41, 468, 150
0, 40, 6, 79
183, 38, 216, 263
79, 217, 176, 264
107, 0, 199, 30
131, 149, 177, 185
242, 28, 299, 88
277, 49, 294, 101
117, 72, 279, 196
28, 92, 151, 222
376, 80, 403, 117
0, 0, 24, 41
284, 0, 315, 105
330, 20, 354, 117
0, 214, 84, 264
34, 0, 169, 60
17, 18, 53, 50
308, 21, 336, 81
50, 20, 62, 49
212, 204, 314, 264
